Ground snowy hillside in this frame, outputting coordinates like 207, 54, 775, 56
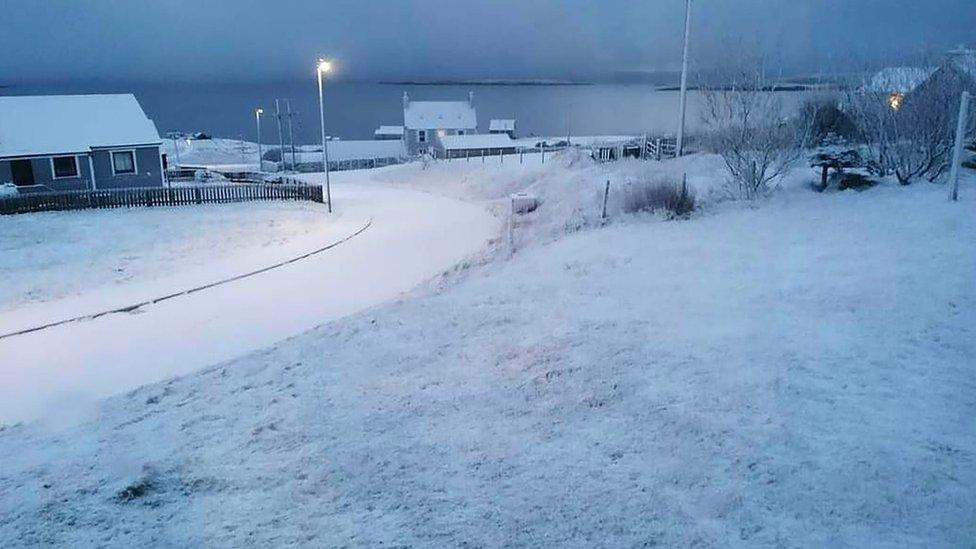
0, 155, 973, 546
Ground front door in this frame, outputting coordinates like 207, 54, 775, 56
10, 159, 34, 186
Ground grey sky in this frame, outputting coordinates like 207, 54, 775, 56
2, 0, 974, 83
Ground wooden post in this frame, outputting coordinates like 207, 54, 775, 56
601, 179, 610, 221
500, 149, 503, 164
656, 138, 662, 161
948, 91, 970, 201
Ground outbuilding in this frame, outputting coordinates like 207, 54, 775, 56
489, 119, 517, 139
374, 125, 404, 141
440, 133, 518, 159
0, 94, 164, 192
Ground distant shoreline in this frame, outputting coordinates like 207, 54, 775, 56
380, 80, 593, 87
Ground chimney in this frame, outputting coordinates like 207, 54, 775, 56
468, 91, 474, 107
403, 91, 410, 110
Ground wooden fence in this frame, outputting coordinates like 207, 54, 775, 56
0, 183, 324, 215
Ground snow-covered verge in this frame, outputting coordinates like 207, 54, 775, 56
0, 202, 338, 313
1, 164, 973, 546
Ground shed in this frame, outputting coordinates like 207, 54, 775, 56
374, 125, 404, 141
440, 134, 518, 159
489, 119, 517, 139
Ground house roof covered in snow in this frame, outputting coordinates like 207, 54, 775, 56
404, 101, 477, 130
374, 125, 404, 137
440, 134, 517, 150
489, 119, 516, 132
0, 94, 161, 159
325, 140, 406, 161
865, 67, 936, 94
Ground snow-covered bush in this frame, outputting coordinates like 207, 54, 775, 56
620, 178, 695, 218
809, 134, 861, 191
0, 182, 18, 198
700, 68, 805, 199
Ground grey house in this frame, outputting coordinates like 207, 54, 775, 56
402, 92, 477, 156
0, 94, 164, 192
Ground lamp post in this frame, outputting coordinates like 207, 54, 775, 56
675, 0, 693, 158
255, 108, 264, 172
948, 91, 971, 202
317, 58, 333, 213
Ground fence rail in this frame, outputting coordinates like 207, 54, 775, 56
0, 183, 324, 215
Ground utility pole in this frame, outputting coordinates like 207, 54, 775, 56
285, 99, 297, 171
275, 99, 285, 172
948, 91, 971, 202
675, 0, 693, 157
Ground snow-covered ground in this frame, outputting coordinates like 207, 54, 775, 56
0, 180, 498, 425
1, 152, 973, 546
0, 202, 337, 312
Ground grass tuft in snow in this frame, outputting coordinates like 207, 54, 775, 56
620, 177, 696, 218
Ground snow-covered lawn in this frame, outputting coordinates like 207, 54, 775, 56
1, 156, 972, 546
0, 202, 337, 312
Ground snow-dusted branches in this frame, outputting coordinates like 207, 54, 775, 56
700, 67, 805, 199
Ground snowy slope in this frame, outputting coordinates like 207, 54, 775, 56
1, 162, 973, 546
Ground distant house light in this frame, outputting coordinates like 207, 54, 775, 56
889, 92, 905, 111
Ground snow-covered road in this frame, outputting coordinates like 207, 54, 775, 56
0, 180, 498, 425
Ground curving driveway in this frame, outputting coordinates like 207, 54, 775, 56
0, 181, 499, 424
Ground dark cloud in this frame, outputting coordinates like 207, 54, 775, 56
2, 0, 974, 83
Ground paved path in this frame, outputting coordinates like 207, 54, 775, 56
0, 182, 498, 424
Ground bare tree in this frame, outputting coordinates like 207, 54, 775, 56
846, 55, 971, 184
700, 66, 806, 199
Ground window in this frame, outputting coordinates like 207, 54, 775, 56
111, 150, 136, 175
457, 130, 465, 136
418, 130, 427, 143
51, 156, 79, 178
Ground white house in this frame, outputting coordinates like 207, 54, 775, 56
0, 94, 163, 191
402, 92, 477, 156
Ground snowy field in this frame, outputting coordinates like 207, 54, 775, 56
0, 153, 973, 546
0, 202, 337, 312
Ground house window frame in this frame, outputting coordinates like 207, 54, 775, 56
417, 130, 427, 143
110, 149, 138, 176
50, 155, 80, 179
457, 130, 465, 136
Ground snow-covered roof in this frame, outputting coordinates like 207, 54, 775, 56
489, 119, 516, 132
326, 140, 405, 161
374, 125, 404, 136
0, 94, 161, 159
440, 134, 517, 150
865, 67, 935, 94
404, 101, 477, 130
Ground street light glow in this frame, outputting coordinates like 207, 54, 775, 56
256, 108, 263, 115
318, 59, 332, 73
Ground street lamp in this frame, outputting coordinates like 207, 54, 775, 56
317, 58, 333, 213
255, 108, 264, 172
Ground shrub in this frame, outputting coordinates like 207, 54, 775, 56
621, 178, 695, 218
